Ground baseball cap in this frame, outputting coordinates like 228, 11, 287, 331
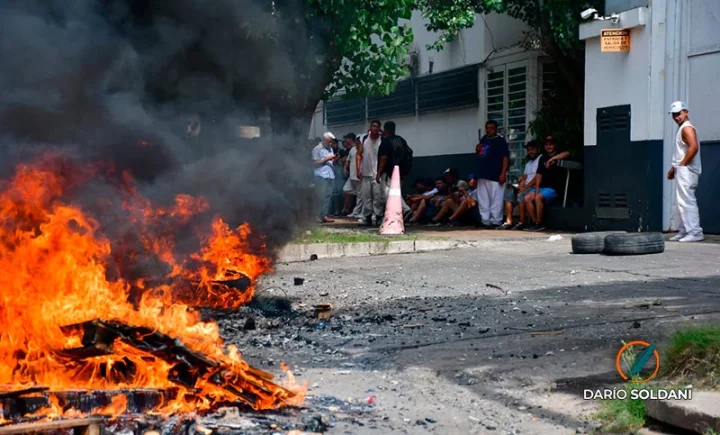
444, 168, 451, 173
668, 101, 688, 114
467, 173, 476, 180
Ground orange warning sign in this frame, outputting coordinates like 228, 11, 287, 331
601, 29, 631, 52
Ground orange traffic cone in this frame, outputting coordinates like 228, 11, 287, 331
379, 165, 405, 235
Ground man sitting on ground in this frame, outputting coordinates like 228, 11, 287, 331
447, 175, 479, 226
406, 178, 437, 212
523, 137, 569, 231
408, 177, 449, 224
426, 180, 476, 226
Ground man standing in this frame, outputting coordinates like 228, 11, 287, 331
341, 133, 362, 217
475, 120, 509, 228
377, 121, 412, 217
312, 132, 339, 223
667, 101, 703, 242
357, 120, 384, 226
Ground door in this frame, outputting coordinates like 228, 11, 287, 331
485, 61, 529, 179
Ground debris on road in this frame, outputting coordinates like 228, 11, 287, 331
624, 299, 663, 309
486, 283, 508, 295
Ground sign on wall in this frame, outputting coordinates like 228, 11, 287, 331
601, 29, 631, 52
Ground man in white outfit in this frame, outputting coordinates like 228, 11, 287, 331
667, 101, 703, 242
357, 120, 385, 226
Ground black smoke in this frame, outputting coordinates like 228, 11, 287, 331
0, 0, 318, 276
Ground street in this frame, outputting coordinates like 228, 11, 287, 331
217, 237, 720, 434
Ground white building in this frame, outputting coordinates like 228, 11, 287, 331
580, 0, 720, 233
308, 11, 552, 183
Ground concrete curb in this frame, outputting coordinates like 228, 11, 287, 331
277, 239, 470, 263
645, 391, 720, 433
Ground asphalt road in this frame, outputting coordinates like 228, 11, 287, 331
217, 237, 720, 434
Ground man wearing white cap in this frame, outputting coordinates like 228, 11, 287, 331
312, 132, 340, 223
667, 101, 703, 242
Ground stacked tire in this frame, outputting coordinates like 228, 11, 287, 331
571, 231, 665, 256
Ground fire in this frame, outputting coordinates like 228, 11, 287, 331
0, 155, 305, 418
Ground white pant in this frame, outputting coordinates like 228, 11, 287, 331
673, 166, 703, 237
380, 174, 411, 213
477, 179, 504, 225
361, 177, 385, 219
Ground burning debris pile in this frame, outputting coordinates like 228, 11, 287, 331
0, 159, 305, 425
0, 0, 318, 428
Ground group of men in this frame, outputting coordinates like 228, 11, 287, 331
312, 119, 412, 226
403, 122, 570, 231
311, 100, 704, 240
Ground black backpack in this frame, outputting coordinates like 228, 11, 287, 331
388, 135, 413, 177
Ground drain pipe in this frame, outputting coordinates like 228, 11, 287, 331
665, 0, 683, 232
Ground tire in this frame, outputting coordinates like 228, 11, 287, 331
571, 231, 626, 254
603, 232, 665, 256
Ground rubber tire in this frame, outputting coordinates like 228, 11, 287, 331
603, 232, 665, 256
571, 231, 626, 254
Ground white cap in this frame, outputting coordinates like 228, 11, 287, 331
668, 101, 688, 114
322, 132, 336, 141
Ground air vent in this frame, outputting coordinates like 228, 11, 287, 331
615, 193, 628, 208
598, 193, 612, 208
614, 113, 629, 130
598, 113, 612, 131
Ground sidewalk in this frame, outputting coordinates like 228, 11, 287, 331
324, 216, 569, 242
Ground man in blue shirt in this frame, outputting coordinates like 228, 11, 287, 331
475, 120, 509, 227
312, 132, 340, 223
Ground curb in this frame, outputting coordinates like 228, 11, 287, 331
645, 391, 720, 433
277, 239, 471, 263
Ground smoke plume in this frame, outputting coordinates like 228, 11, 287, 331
0, 0, 318, 277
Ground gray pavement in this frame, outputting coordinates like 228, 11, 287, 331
219, 237, 720, 434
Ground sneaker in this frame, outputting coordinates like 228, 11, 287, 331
425, 222, 442, 227
669, 233, 687, 241
511, 222, 525, 231
496, 222, 513, 230
358, 218, 372, 227
483, 223, 500, 229
528, 223, 546, 232
678, 234, 704, 243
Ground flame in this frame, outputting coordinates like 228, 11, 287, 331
0, 155, 305, 419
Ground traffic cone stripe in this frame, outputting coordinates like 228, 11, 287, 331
379, 165, 405, 235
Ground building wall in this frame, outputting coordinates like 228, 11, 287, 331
307, 12, 540, 190
581, 0, 720, 233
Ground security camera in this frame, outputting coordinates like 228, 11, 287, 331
581, 8, 598, 20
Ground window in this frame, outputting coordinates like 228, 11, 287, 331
367, 79, 415, 118
416, 64, 479, 113
540, 61, 559, 108
324, 98, 366, 126
485, 63, 528, 176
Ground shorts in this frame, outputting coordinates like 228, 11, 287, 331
503, 186, 515, 203
343, 178, 360, 195
523, 187, 558, 203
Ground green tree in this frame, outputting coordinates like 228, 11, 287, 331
421, 0, 602, 154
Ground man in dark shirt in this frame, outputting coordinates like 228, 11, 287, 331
524, 137, 566, 231
475, 120, 509, 227
377, 121, 412, 217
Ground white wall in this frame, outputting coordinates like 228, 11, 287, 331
315, 107, 479, 157
581, 7, 655, 145
686, 0, 720, 142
